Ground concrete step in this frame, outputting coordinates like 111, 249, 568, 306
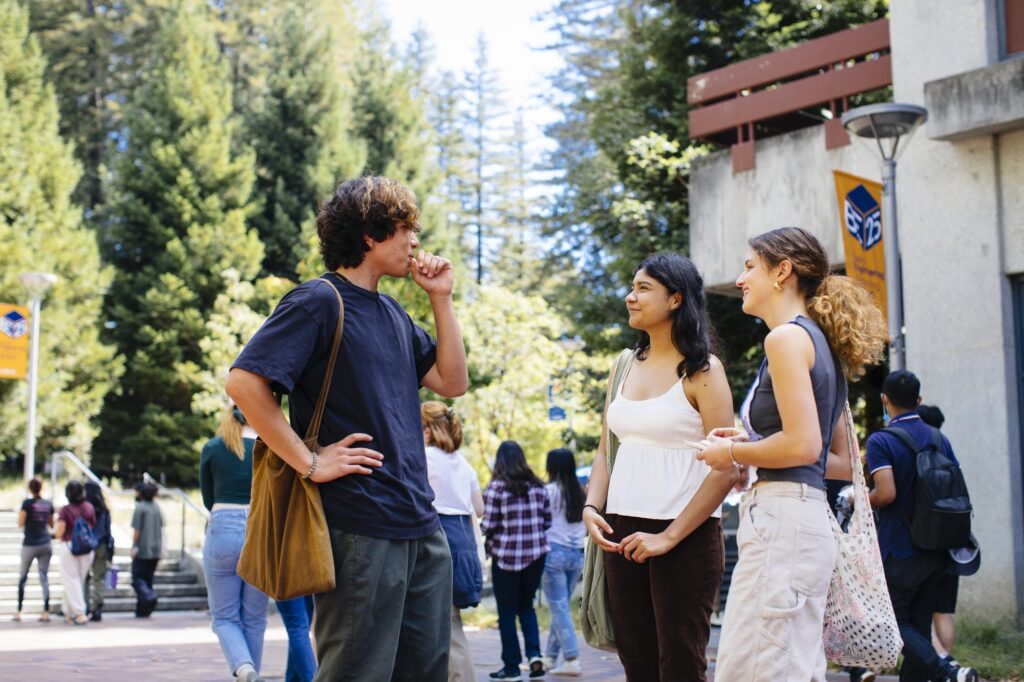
0, 554, 182, 572
0, 582, 208, 615
0, 577, 209, 593
2, 594, 211, 615
0, 569, 196, 587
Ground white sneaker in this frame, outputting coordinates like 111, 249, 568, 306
549, 659, 583, 676
542, 656, 557, 671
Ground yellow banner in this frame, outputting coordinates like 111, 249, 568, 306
0, 304, 29, 380
834, 170, 887, 324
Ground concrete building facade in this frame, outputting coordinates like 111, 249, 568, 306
689, 1, 1024, 624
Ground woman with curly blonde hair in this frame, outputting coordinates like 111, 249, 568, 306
698, 226, 886, 681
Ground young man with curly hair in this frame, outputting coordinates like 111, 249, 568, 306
227, 176, 468, 682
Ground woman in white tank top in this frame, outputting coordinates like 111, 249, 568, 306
582, 253, 738, 681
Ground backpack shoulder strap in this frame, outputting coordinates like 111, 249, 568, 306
882, 426, 922, 454
881, 426, 922, 530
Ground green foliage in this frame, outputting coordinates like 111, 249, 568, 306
540, 0, 888, 395
246, 0, 365, 279
28, 0, 178, 215
454, 286, 605, 481
0, 0, 121, 464
954, 618, 1024, 679
93, 0, 262, 483
343, 15, 458, 324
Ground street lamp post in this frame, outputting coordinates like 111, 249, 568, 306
18, 272, 57, 483
841, 103, 928, 372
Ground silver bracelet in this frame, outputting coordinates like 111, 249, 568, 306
729, 441, 740, 467
301, 450, 319, 480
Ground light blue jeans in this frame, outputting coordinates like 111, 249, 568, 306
204, 509, 269, 675
542, 543, 584, 660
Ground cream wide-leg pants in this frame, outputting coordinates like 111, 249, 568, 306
58, 541, 94, 619
715, 482, 837, 682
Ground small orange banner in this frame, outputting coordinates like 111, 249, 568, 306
0, 304, 29, 380
834, 170, 887, 324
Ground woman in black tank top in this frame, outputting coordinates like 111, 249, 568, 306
696, 227, 887, 681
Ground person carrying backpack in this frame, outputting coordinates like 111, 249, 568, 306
867, 370, 977, 682
55, 480, 97, 625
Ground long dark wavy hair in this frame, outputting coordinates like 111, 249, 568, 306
84, 482, 108, 516
632, 253, 716, 379
492, 441, 544, 497
546, 449, 584, 524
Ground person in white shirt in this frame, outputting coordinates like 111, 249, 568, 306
583, 253, 737, 681
542, 449, 586, 677
422, 401, 484, 682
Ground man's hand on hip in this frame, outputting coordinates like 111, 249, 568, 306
312, 433, 383, 483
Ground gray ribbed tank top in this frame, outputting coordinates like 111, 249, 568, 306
746, 316, 848, 489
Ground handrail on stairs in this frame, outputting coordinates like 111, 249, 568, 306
48, 451, 208, 561
142, 473, 210, 562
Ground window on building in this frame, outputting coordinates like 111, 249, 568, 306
1012, 276, 1024, 528
1002, 0, 1024, 58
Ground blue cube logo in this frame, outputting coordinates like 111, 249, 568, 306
844, 185, 882, 251
1, 310, 27, 339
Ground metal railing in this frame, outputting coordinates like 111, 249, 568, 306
48, 450, 208, 560
143, 472, 209, 560
687, 18, 892, 172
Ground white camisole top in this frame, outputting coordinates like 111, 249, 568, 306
605, 363, 720, 520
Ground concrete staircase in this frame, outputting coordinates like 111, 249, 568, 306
0, 510, 208, 616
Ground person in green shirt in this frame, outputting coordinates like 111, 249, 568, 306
200, 404, 270, 682
131, 481, 163, 617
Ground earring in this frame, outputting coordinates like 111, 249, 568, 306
773, 281, 781, 291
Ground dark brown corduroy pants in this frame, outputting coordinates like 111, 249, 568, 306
604, 514, 724, 681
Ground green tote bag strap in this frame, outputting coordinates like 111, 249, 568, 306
604, 349, 634, 474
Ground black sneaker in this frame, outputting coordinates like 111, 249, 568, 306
947, 666, 979, 682
529, 657, 546, 678
489, 667, 523, 681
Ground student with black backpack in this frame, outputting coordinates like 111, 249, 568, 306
867, 371, 977, 682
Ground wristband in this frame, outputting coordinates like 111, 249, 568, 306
583, 503, 602, 514
301, 450, 319, 480
729, 441, 740, 467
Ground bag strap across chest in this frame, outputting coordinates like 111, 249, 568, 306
303, 277, 345, 441
604, 349, 634, 475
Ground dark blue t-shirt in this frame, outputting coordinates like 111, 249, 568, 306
866, 411, 960, 561
232, 275, 439, 540
21, 497, 54, 546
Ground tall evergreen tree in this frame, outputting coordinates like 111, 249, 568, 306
428, 67, 472, 252
461, 33, 508, 284
247, 0, 365, 279
540, 0, 888, 390
491, 111, 545, 294
343, 16, 453, 325
93, 0, 262, 483
0, 0, 121, 463
28, 0, 177, 218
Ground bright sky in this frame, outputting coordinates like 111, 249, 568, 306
381, 0, 563, 160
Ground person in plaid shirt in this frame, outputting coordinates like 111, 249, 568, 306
481, 441, 552, 680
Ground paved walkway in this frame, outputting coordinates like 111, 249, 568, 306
0, 610, 899, 681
